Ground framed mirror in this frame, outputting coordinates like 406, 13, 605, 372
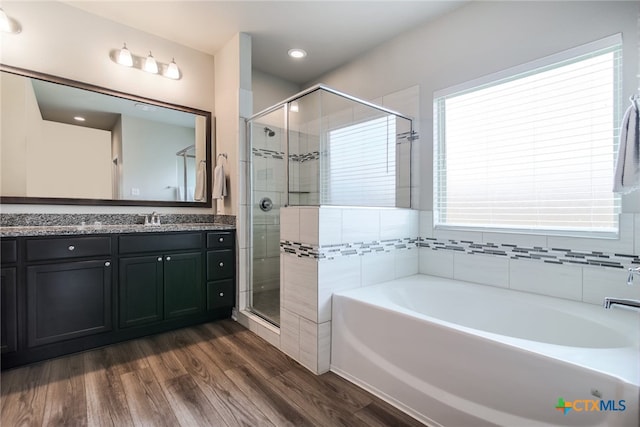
0, 64, 212, 207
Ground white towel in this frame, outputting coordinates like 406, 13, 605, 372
613, 98, 640, 194
193, 161, 206, 201
212, 163, 227, 199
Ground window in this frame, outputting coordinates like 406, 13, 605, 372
434, 35, 622, 235
323, 116, 397, 206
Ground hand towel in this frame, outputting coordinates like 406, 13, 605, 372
613, 98, 640, 194
193, 161, 206, 201
212, 163, 227, 199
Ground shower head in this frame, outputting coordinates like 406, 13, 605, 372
264, 127, 275, 137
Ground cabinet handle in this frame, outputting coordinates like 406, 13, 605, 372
219, 262, 224, 267
219, 237, 224, 242
166, 256, 171, 261
219, 292, 224, 297
104, 261, 111, 267
157, 257, 163, 262
68, 245, 75, 251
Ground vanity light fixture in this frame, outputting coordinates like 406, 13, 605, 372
112, 44, 181, 80
117, 43, 133, 67
143, 51, 158, 74
288, 48, 307, 59
165, 58, 180, 80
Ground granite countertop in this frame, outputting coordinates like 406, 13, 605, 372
0, 223, 235, 237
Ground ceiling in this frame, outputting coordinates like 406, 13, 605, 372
64, 1, 467, 85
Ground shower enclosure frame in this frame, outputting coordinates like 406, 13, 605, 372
245, 84, 414, 326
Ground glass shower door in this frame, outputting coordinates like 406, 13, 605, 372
249, 106, 285, 325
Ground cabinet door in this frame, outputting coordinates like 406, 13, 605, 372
164, 252, 203, 319
26, 260, 112, 347
119, 255, 164, 328
1, 268, 18, 353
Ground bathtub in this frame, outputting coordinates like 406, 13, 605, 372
331, 274, 639, 427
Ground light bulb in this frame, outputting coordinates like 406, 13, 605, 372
144, 51, 158, 74
0, 8, 12, 33
117, 43, 133, 67
165, 58, 180, 79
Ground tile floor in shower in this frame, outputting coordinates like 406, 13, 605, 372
252, 288, 280, 325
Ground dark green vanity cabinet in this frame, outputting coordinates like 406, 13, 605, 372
1, 239, 18, 354
206, 231, 235, 310
24, 237, 113, 348
0, 229, 235, 369
118, 233, 204, 327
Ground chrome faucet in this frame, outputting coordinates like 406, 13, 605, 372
139, 212, 162, 226
603, 297, 640, 310
627, 266, 640, 285
603, 266, 640, 311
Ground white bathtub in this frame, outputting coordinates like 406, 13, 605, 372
331, 274, 639, 427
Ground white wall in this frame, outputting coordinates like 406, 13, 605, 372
30, 121, 111, 199
252, 69, 300, 114
0, 1, 216, 213
306, 1, 640, 214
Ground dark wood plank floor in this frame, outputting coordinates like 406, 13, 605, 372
1, 320, 426, 426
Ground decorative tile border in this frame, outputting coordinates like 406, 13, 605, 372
281, 237, 418, 260
418, 237, 639, 269
252, 148, 320, 163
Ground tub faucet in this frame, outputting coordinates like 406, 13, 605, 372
627, 267, 640, 285
603, 297, 640, 311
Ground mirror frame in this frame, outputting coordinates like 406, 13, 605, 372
0, 64, 213, 208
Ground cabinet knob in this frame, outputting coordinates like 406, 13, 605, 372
166, 256, 171, 261
219, 237, 224, 242
104, 261, 111, 267
219, 292, 224, 297
219, 262, 224, 267
157, 257, 163, 262
68, 245, 75, 251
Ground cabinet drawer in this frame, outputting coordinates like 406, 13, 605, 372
1, 240, 17, 264
119, 233, 202, 254
207, 279, 234, 310
207, 232, 234, 249
26, 236, 111, 262
207, 250, 234, 280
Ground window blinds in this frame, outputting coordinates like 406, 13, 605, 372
322, 116, 397, 206
434, 36, 622, 235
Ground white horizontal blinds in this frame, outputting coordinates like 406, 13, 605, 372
323, 116, 397, 206
434, 37, 622, 234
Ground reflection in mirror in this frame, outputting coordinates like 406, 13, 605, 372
0, 65, 211, 207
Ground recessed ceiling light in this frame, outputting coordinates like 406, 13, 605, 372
73, 116, 86, 122
288, 48, 307, 59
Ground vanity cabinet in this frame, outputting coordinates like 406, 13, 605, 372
206, 231, 235, 311
24, 236, 112, 348
119, 251, 203, 328
0, 229, 235, 369
1, 239, 18, 354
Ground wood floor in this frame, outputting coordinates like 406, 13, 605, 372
1, 319, 426, 426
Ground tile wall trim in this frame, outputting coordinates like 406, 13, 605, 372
252, 148, 320, 163
418, 237, 639, 269
281, 237, 418, 260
